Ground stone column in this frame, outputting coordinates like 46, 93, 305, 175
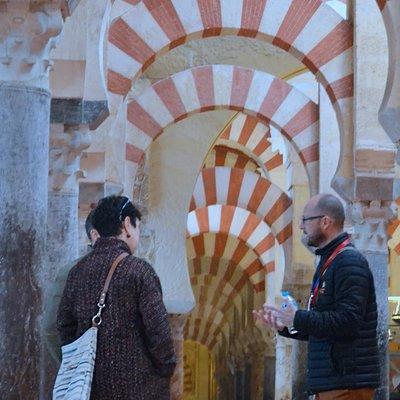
0, 3, 64, 398
348, 200, 395, 399
249, 345, 265, 400
169, 314, 188, 400
264, 355, 276, 400
41, 123, 91, 393
274, 336, 292, 400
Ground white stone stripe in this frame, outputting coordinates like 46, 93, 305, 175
193, 174, 206, 209
292, 5, 343, 55
110, 0, 135, 22
123, 2, 170, 51
186, 239, 196, 260
108, 42, 141, 78
171, 0, 203, 35
126, 124, 152, 151
208, 205, 222, 232
272, 89, 308, 127
213, 65, 234, 106
215, 167, 230, 204
319, 48, 353, 84
244, 69, 274, 114
228, 113, 247, 142
271, 206, 293, 237
292, 121, 319, 152
230, 207, 249, 237
187, 211, 200, 236
256, 183, 282, 218
135, 86, 174, 127
246, 123, 270, 151
247, 221, 270, 251
221, 0, 243, 29
172, 70, 201, 113
266, 271, 275, 305
237, 171, 258, 210
204, 232, 215, 256
259, 0, 292, 38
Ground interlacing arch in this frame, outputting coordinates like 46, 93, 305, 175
190, 167, 293, 244
126, 65, 319, 194
218, 113, 284, 173
186, 233, 272, 292
203, 145, 260, 175
107, 0, 352, 110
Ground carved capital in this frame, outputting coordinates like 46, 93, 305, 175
49, 124, 91, 192
0, 2, 64, 88
347, 200, 396, 252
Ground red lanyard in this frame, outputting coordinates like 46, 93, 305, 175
310, 238, 351, 307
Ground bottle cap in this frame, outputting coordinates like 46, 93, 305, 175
281, 290, 289, 296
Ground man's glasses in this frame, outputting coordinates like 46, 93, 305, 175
301, 215, 325, 223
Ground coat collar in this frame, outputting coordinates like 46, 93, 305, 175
93, 236, 132, 254
315, 232, 349, 257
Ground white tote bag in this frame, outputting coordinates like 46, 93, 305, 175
53, 252, 128, 400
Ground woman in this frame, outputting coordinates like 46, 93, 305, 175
57, 195, 176, 399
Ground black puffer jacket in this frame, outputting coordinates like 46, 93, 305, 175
281, 233, 380, 394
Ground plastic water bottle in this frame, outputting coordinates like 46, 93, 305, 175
281, 291, 298, 334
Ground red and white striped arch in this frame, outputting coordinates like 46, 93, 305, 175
190, 167, 292, 244
218, 113, 284, 173
126, 65, 319, 194
107, 0, 352, 110
203, 145, 260, 175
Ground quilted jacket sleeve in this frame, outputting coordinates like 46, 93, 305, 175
293, 252, 372, 339
138, 263, 177, 378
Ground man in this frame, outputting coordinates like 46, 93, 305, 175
42, 209, 100, 363
254, 194, 380, 399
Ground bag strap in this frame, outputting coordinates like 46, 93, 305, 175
92, 252, 129, 327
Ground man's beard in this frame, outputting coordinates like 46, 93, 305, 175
301, 231, 325, 250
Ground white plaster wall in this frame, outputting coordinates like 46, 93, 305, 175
147, 110, 235, 313
319, 85, 341, 196
354, 0, 392, 151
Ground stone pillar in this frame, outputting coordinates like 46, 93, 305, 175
169, 314, 188, 400
348, 201, 394, 399
41, 123, 91, 393
264, 355, 276, 400
274, 336, 292, 400
0, 3, 64, 398
249, 346, 265, 400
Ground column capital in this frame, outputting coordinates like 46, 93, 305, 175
49, 124, 91, 192
347, 200, 396, 253
0, 1, 81, 88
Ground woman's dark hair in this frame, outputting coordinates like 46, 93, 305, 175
85, 209, 96, 240
92, 195, 142, 237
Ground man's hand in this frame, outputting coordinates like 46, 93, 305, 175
252, 306, 285, 331
263, 302, 297, 329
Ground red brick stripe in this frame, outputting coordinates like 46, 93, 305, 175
230, 67, 254, 111
304, 20, 353, 72
143, 0, 187, 41
198, 0, 222, 37
202, 168, 217, 206
258, 78, 292, 121
109, 18, 155, 64
239, 0, 268, 38
238, 116, 259, 145
126, 143, 144, 163
282, 101, 319, 138
227, 168, 245, 206
107, 70, 132, 95
127, 100, 163, 139
300, 142, 319, 164
192, 66, 215, 110
265, 153, 283, 170
273, 0, 321, 51
153, 77, 187, 120
325, 74, 353, 103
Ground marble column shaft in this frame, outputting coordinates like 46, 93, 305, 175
0, 83, 50, 399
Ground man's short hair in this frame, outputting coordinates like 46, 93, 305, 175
85, 209, 96, 240
315, 194, 345, 228
92, 195, 142, 237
